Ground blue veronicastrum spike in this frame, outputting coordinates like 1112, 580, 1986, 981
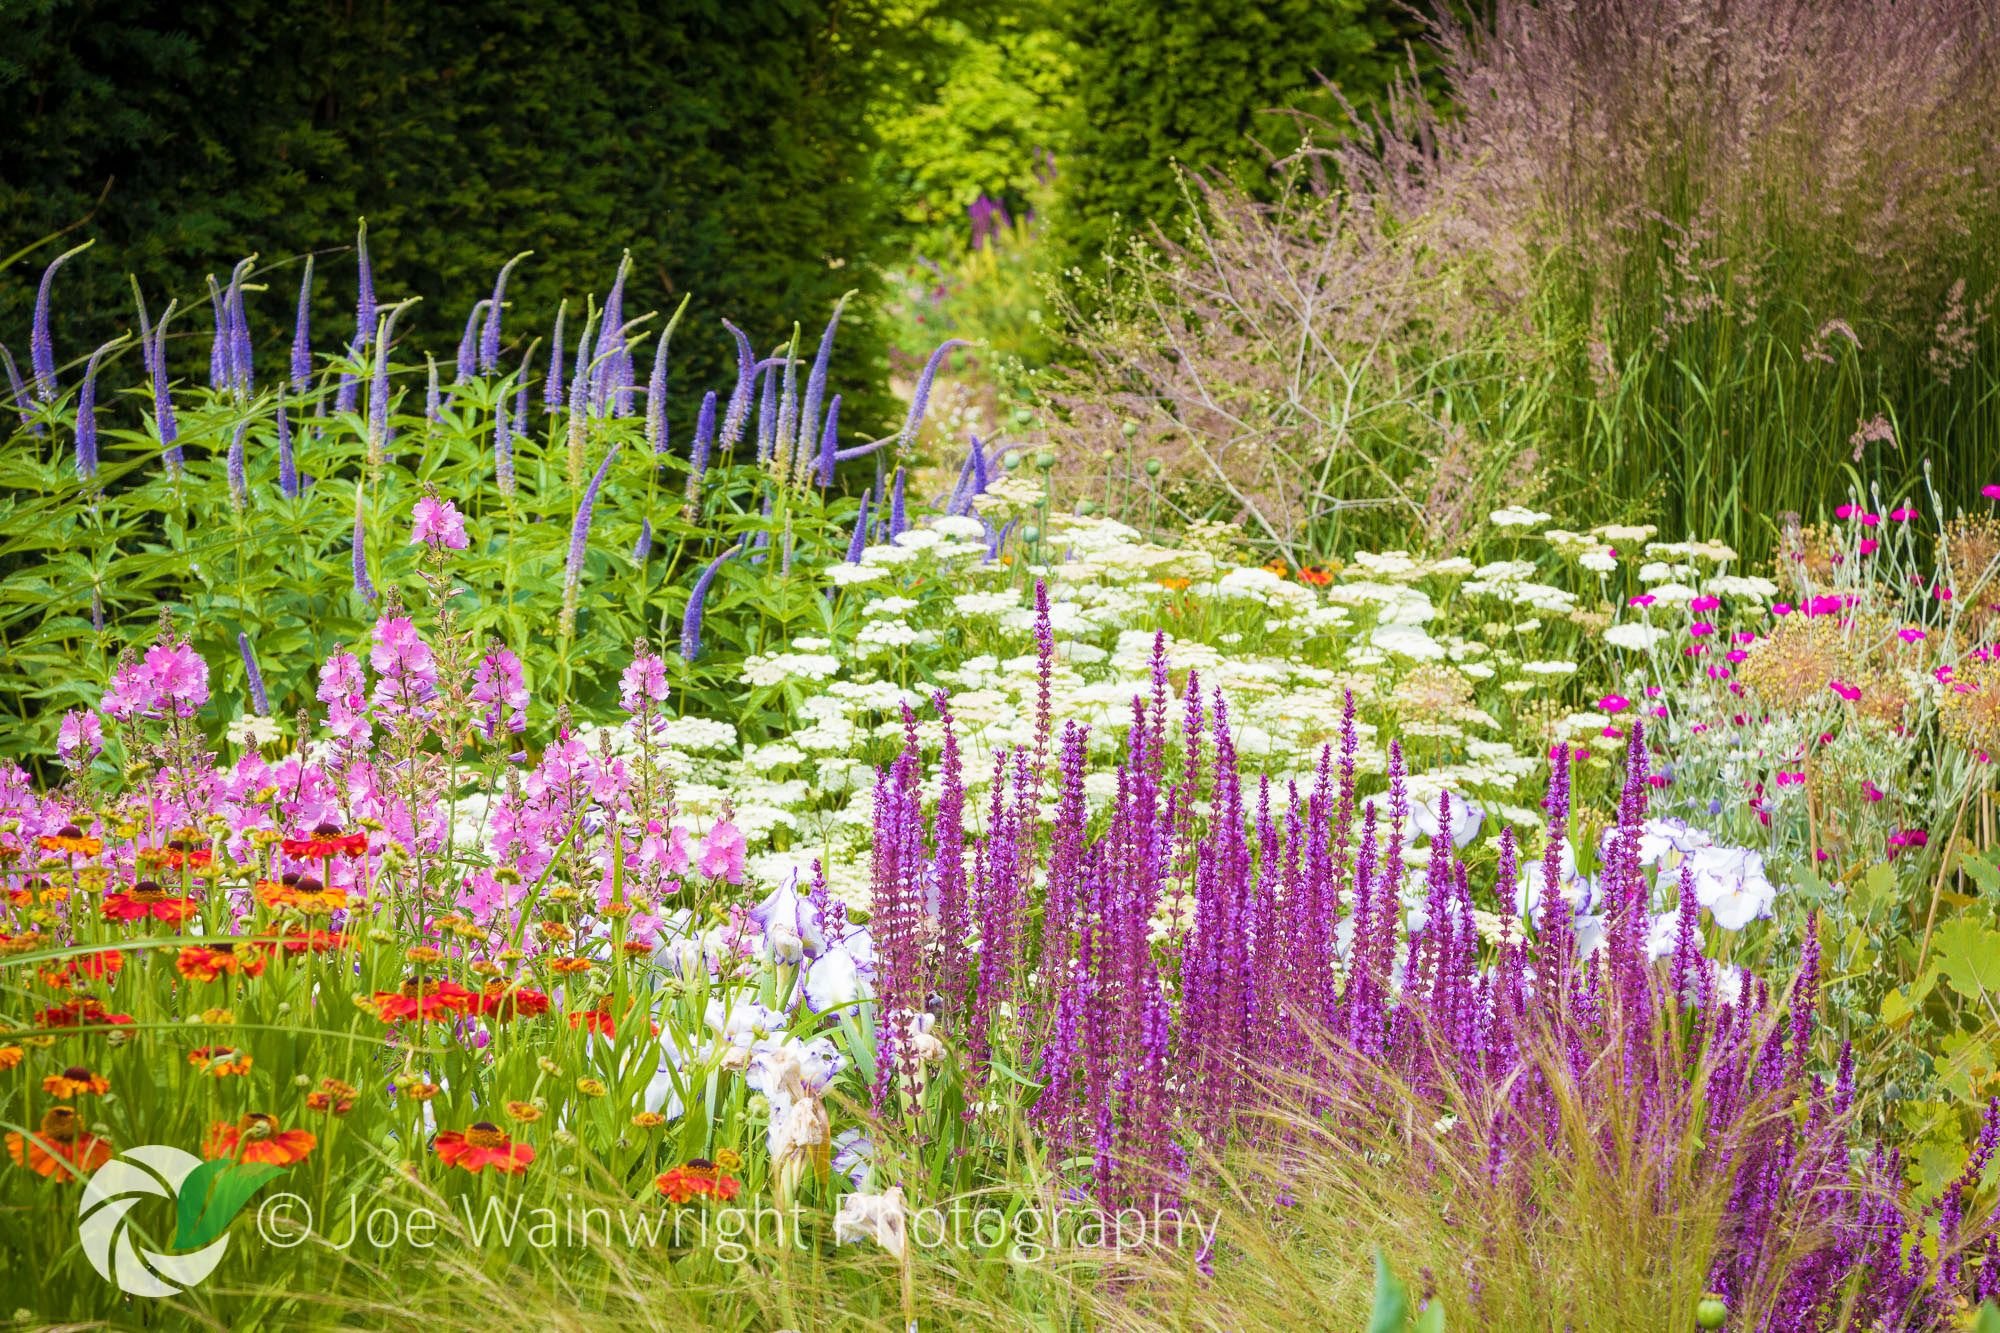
898, 339, 968, 453
801, 292, 852, 461
890, 466, 907, 538
545, 300, 568, 411
845, 487, 873, 563
754, 347, 782, 464
238, 632, 269, 714
277, 406, 298, 498
719, 319, 755, 452
291, 255, 314, 391
481, 252, 531, 374
565, 443, 622, 604
352, 480, 376, 602
680, 542, 739, 660
149, 301, 184, 475
0, 344, 30, 432
818, 394, 842, 488
75, 338, 121, 481
227, 256, 255, 394
634, 517, 653, 562
32, 243, 90, 405
207, 274, 230, 390
456, 300, 489, 383
353, 219, 377, 350
645, 295, 692, 456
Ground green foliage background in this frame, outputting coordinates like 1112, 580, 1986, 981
0, 0, 931, 432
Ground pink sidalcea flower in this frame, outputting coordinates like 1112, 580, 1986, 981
410, 495, 469, 550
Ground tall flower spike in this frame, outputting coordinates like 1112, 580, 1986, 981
480, 251, 530, 374
544, 300, 568, 411
561, 444, 621, 635
845, 487, 873, 563
594, 251, 634, 416
238, 632, 269, 715
353, 219, 377, 351
276, 405, 297, 498
455, 300, 490, 383
817, 394, 841, 488
290, 255, 314, 391
368, 302, 414, 466
1, 343, 33, 431
680, 543, 739, 660
802, 291, 851, 460
351, 480, 376, 602
31, 242, 90, 405
633, 518, 652, 562
777, 326, 801, 475
686, 390, 717, 505
226, 255, 255, 394
719, 319, 755, 453
74, 338, 121, 482
890, 467, 907, 538
425, 354, 441, 425
896, 339, 968, 453
207, 274, 230, 390
149, 301, 183, 476
645, 297, 691, 456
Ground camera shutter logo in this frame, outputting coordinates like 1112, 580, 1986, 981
78, 1145, 278, 1296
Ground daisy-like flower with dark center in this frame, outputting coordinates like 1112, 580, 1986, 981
75, 949, 124, 981
11, 879, 69, 907
187, 1046, 253, 1077
256, 873, 346, 914
6, 1107, 112, 1179
1297, 565, 1336, 588
433, 1122, 535, 1174
42, 1065, 111, 1097
102, 880, 197, 923
398, 1080, 441, 1101
549, 955, 594, 976
476, 980, 552, 1022
656, 1158, 742, 1204
177, 942, 266, 983
370, 976, 477, 1023
37, 824, 102, 857
0, 1047, 23, 1071
281, 822, 369, 860
205, 1112, 317, 1166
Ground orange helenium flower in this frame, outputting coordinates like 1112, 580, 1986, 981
657, 1159, 742, 1204
206, 1113, 317, 1166
42, 1066, 110, 1097
187, 1046, 253, 1077
370, 978, 477, 1023
102, 881, 197, 923
6, 1108, 111, 1180
281, 823, 369, 860
177, 943, 266, 982
433, 1122, 534, 1174
476, 981, 552, 1021
37, 824, 103, 857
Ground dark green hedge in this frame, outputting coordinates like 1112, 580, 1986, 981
0, 0, 915, 432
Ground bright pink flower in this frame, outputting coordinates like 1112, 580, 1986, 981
1890, 506, 1917, 521
1984, 484, 2000, 500
1689, 595, 1721, 613
1829, 680, 1862, 702
1689, 621, 1715, 637
1859, 512, 1880, 527
1773, 602, 1793, 616
619, 651, 671, 714
1859, 538, 1878, 555
1628, 594, 1656, 608
697, 821, 746, 883
1597, 694, 1631, 713
411, 495, 470, 550
1835, 504, 1857, 519
1898, 627, 1926, 643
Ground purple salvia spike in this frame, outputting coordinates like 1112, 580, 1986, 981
74, 338, 120, 481
844, 487, 873, 563
562, 443, 622, 633
351, 480, 375, 602
801, 291, 850, 460
896, 339, 969, 452
30, 243, 90, 405
291, 255, 314, 391
544, 300, 568, 411
456, 299, 489, 383
679, 541, 738, 660
480, 251, 530, 374
817, 394, 841, 488
719, 319, 755, 452
238, 631, 269, 714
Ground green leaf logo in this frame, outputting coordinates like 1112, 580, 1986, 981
173, 1159, 285, 1251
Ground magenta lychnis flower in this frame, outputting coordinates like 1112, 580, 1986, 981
1597, 694, 1631, 713
411, 495, 470, 551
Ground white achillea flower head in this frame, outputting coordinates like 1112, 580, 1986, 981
1490, 506, 1552, 527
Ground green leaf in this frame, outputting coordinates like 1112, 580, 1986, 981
1367, 1249, 1412, 1333
1965, 851, 2000, 897
173, 1159, 285, 1250
1414, 1299, 1447, 1333
1975, 1300, 2000, 1333
1935, 918, 2000, 1001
